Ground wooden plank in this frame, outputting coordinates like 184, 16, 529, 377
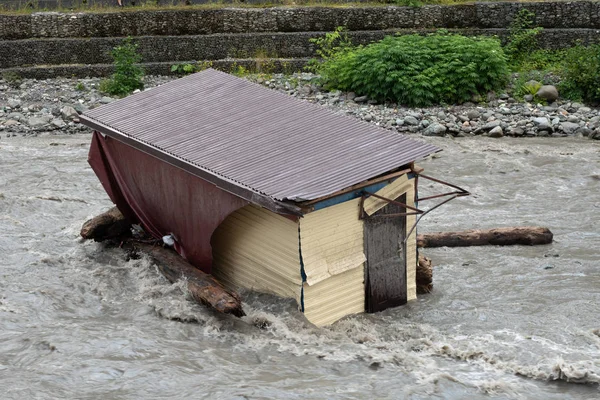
364, 195, 407, 313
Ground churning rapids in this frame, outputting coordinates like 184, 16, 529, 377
1, 134, 599, 399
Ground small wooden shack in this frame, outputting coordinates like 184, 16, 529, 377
81, 69, 450, 326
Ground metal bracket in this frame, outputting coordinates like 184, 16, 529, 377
358, 172, 470, 244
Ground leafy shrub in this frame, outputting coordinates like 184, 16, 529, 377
171, 63, 196, 75
170, 60, 214, 75
559, 43, 600, 102
306, 26, 353, 73
100, 37, 144, 97
1, 71, 22, 88
505, 9, 543, 68
517, 49, 566, 73
314, 31, 509, 106
512, 74, 542, 101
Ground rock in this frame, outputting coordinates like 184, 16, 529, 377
446, 124, 460, 134
467, 110, 480, 120
420, 119, 430, 128
533, 117, 553, 131
488, 126, 504, 138
100, 96, 115, 104
576, 127, 591, 137
297, 85, 312, 96
363, 114, 373, 122
73, 103, 88, 114
499, 93, 509, 100
560, 122, 579, 134
345, 92, 356, 101
8, 112, 25, 121
61, 106, 79, 120
524, 94, 534, 102
28, 117, 47, 128
422, 123, 447, 136
567, 116, 579, 123
51, 118, 67, 128
7, 99, 21, 108
590, 129, 600, 140
536, 85, 559, 101
482, 120, 501, 131
367, 99, 378, 105
3, 119, 20, 127
578, 107, 592, 113
354, 96, 368, 103
404, 116, 419, 126
509, 127, 525, 136
570, 102, 584, 111
395, 118, 404, 126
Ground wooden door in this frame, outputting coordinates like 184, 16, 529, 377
364, 194, 407, 313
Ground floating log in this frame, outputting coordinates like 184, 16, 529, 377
81, 208, 245, 317
417, 254, 433, 294
417, 226, 553, 248
80, 206, 130, 241
133, 243, 245, 318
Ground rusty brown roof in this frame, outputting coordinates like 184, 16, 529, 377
81, 69, 439, 207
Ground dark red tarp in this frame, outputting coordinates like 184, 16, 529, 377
88, 131, 248, 273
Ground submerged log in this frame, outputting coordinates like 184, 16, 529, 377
80, 206, 131, 241
81, 209, 244, 317
417, 226, 553, 248
417, 254, 433, 294
134, 243, 245, 318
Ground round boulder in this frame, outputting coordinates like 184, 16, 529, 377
536, 85, 559, 102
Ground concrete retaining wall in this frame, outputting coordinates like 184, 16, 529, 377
1, 2, 599, 78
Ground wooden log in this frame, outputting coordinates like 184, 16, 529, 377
417, 254, 433, 294
134, 242, 245, 318
80, 206, 131, 241
417, 226, 553, 248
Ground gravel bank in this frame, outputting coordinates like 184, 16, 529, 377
1, 73, 600, 140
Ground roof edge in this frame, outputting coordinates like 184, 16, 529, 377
80, 114, 305, 217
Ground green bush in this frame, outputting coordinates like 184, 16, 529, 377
505, 9, 543, 69
314, 31, 509, 106
559, 44, 600, 103
306, 26, 354, 73
170, 60, 213, 75
100, 37, 144, 97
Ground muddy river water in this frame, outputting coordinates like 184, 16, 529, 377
0, 134, 599, 399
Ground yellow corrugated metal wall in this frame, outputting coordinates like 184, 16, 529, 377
302, 267, 366, 327
210, 175, 418, 326
211, 204, 303, 303
299, 198, 366, 326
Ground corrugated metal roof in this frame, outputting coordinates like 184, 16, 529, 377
81, 69, 439, 205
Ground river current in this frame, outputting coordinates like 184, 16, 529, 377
0, 134, 599, 399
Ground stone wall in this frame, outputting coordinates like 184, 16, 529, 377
1, 2, 599, 77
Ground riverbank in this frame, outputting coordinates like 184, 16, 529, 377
1, 73, 600, 140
